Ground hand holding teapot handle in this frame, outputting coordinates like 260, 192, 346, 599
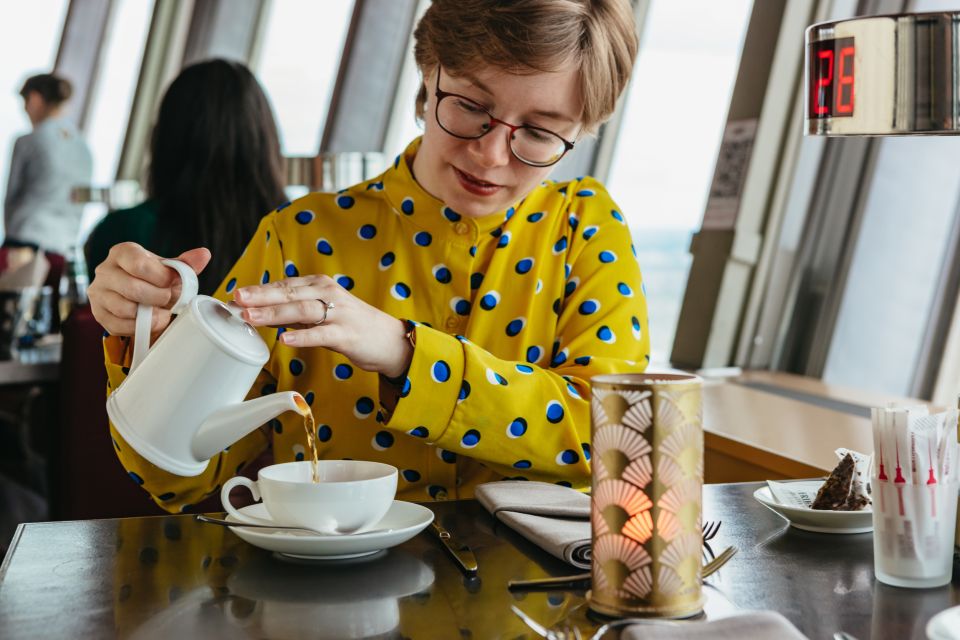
88, 243, 211, 338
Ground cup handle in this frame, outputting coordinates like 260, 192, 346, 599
130, 259, 199, 372
220, 476, 274, 526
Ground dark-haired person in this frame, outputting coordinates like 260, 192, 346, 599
3, 73, 92, 255
85, 58, 286, 295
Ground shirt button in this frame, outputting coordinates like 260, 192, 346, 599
444, 316, 459, 330
454, 222, 470, 235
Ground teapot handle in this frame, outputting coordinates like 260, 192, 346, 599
130, 259, 199, 372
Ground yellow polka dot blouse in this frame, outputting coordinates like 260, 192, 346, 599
106, 138, 650, 511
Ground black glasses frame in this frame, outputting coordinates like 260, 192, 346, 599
433, 67, 576, 168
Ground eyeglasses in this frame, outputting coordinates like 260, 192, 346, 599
434, 67, 576, 168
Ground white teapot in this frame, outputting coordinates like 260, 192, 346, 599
106, 259, 303, 476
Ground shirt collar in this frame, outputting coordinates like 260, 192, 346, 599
378, 137, 522, 238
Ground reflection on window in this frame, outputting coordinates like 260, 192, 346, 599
82, 0, 154, 242
256, 0, 355, 156
383, 0, 430, 160
605, 0, 752, 365
0, 0, 69, 237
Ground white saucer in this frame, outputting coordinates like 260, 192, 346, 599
928, 605, 960, 640
225, 500, 434, 559
753, 484, 873, 534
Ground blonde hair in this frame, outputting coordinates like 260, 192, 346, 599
413, 0, 638, 132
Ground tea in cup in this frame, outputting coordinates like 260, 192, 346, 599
221, 460, 398, 535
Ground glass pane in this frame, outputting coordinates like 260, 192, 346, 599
605, 0, 752, 365
81, 0, 155, 242
0, 0, 69, 234
823, 137, 960, 396
256, 0, 355, 156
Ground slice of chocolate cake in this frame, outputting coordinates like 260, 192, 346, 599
811, 453, 871, 511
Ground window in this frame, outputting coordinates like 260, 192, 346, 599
604, 0, 753, 365
0, 0, 69, 236
256, 0, 355, 156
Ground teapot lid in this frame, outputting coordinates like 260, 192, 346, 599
191, 297, 269, 365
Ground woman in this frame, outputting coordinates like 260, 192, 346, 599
89, 0, 649, 511
85, 59, 286, 295
4, 73, 92, 256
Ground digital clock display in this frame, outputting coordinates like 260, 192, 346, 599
808, 37, 855, 118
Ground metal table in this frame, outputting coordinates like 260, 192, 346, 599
0, 482, 956, 639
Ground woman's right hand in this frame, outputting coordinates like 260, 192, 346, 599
88, 243, 211, 336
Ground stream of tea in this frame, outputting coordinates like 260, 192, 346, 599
294, 394, 319, 483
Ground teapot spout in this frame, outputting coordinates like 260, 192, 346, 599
192, 391, 307, 463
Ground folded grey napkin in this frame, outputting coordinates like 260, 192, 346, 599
620, 612, 808, 640
475, 481, 591, 569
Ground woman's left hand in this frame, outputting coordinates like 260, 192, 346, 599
233, 275, 413, 378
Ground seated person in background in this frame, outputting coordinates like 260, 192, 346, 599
85, 59, 286, 295
3, 73, 92, 257
89, 0, 650, 511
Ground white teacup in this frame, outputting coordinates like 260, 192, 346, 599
221, 460, 397, 535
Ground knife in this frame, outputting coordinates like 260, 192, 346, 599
430, 520, 478, 576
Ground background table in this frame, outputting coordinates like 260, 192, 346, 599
0, 482, 957, 639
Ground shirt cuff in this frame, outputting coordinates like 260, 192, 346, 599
381, 322, 464, 443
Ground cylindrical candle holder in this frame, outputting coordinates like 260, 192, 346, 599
588, 373, 704, 619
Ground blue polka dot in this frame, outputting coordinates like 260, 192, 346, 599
316, 239, 333, 255
261, 383, 277, 395
578, 300, 600, 315
276, 201, 292, 211
632, 316, 641, 331
513, 460, 532, 469
408, 426, 429, 439
128, 471, 144, 485
331, 275, 352, 290
289, 359, 304, 375
597, 326, 615, 343
599, 250, 617, 263
225, 278, 237, 293
576, 189, 595, 197
305, 391, 315, 405
317, 425, 332, 442
553, 237, 568, 254
565, 278, 579, 297
270, 419, 282, 434
507, 418, 528, 438
611, 210, 624, 223
295, 210, 314, 224
568, 214, 579, 230
566, 382, 581, 399
458, 380, 471, 401
359, 224, 377, 239
439, 449, 457, 464
515, 364, 534, 374
574, 355, 592, 366
433, 265, 452, 284
452, 298, 471, 315
266, 231, 271, 243
334, 363, 353, 380
431, 360, 451, 383
158, 492, 176, 502
526, 346, 543, 363
261, 271, 270, 284
295, 452, 304, 461
546, 401, 565, 423
366, 180, 383, 191
461, 429, 481, 448
582, 226, 598, 240
284, 262, 299, 277
564, 263, 572, 279
515, 258, 534, 274
393, 155, 401, 168
402, 469, 421, 482
581, 443, 591, 461
379, 251, 395, 269
557, 449, 580, 465
414, 231, 432, 246
401, 197, 415, 215
490, 227, 503, 239
553, 298, 561, 314
392, 283, 411, 299
551, 349, 568, 367
486, 369, 508, 386
469, 246, 477, 257
355, 397, 375, 418
276, 328, 286, 339
527, 212, 544, 223
442, 206, 460, 221
480, 292, 500, 310
373, 430, 394, 450
428, 485, 447, 499
470, 272, 484, 290
505, 207, 515, 220
337, 195, 355, 209
400, 377, 411, 398
556, 480, 572, 488
506, 318, 525, 336
497, 232, 511, 248
617, 282, 633, 297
